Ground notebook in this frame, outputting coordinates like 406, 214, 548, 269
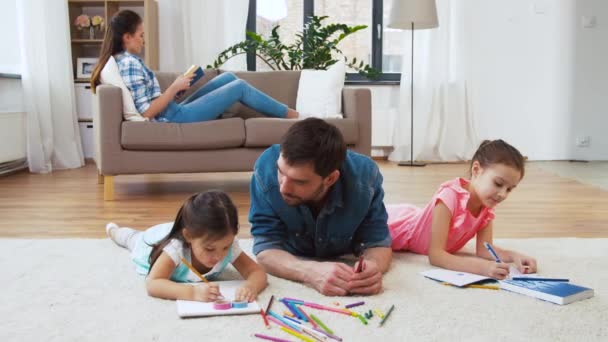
176, 280, 261, 318
420, 269, 493, 287
499, 279, 594, 305
176, 65, 205, 98
421, 266, 536, 287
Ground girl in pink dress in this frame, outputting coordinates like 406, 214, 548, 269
388, 140, 537, 279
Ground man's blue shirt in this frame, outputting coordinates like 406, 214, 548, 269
249, 145, 391, 258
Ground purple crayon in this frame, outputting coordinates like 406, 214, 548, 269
345, 301, 365, 309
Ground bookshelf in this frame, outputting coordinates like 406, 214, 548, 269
67, 0, 158, 83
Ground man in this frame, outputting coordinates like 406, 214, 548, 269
249, 118, 392, 296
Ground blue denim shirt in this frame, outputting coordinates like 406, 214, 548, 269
249, 145, 391, 258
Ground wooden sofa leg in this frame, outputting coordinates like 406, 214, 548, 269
104, 176, 114, 201
97, 173, 104, 184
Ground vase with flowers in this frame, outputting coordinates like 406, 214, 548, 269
74, 14, 104, 39
91, 15, 105, 39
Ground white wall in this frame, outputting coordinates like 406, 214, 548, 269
569, 0, 608, 160
364, 0, 607, 161
465, 0, 607, 160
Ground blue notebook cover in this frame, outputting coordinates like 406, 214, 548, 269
500, 279, 594, 305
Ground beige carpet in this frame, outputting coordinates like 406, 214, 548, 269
1, 238, 606, 341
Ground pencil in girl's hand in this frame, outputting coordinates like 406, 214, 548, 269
180, 257, 209, 283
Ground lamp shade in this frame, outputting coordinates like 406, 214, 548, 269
388, 0, 439, 30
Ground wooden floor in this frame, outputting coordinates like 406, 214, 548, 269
0, 161, 606, 239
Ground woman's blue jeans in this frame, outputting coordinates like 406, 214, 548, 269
157, 72, 288, 123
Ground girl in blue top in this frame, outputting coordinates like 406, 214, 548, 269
106, 191, 267, 303
91, 10, 299, 123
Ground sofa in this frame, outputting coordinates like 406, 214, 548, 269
94, 69, 372, 201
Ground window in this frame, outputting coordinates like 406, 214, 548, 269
255, 0, 303, 71
0, 0, 21, 75
247, 0, 401, 83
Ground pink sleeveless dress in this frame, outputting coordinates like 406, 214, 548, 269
387, 178, 495, 255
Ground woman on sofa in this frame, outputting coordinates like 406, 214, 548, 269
90, 10, 299, 123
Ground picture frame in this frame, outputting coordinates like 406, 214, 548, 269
76, 57, 99, 79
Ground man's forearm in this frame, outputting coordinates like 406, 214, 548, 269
256, 249, 316, 285
362, 247, 392, 273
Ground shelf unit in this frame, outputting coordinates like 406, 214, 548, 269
67, 0, 158, 84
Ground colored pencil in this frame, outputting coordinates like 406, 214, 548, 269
310, 313, 334, 335
254, 333, 292, 342
260, 308, 270, 329
344, 301, 365, 309
355, 314, 368, 325
268, 310, 303, 332
378, 304, 395, 327
373, 309, 385, 319
511, 277, 569, 282
355, 255, 364, 273
303, 303, 353, 315
268, 315, 297, 331
266, 295, 275, 313
180, 257, 209, 283
281, 299, 302, 319
281, 317, 328, 341
280, 326, 314, 342
282, 297, 306, 304
313, 327, 343, 342
467, 284, 500, 290
299, 307, 317, 328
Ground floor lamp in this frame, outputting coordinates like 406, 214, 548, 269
388, 0, 439, 166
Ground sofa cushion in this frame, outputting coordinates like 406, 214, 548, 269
222, 70, 301, 119
244, 118, 359, 147
121, 118, 246, 151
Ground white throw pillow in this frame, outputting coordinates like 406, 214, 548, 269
99, 56, 147, 121
296, 60, 345, 119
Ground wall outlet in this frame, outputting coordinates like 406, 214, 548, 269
576, 136, 591, 147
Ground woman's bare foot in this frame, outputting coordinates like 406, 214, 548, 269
286, 108, 299, 119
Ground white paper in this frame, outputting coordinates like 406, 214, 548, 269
176, 280, 261, 318
420, 268, 492, 287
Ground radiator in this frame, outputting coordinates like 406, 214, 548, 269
0, 112, 27, 173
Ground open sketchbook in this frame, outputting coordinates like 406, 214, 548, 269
421, 266, 536, 287
176, 280, 261, 318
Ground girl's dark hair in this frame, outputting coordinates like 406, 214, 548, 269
90, 10, 142, 93
470, 139, 526, 179
148, 191, 239, 271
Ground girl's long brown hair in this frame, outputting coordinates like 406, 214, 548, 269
147, 191, 239, 272
90, 10, 142, 93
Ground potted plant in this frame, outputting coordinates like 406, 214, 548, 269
207, 16, 379, 79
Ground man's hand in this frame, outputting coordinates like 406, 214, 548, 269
348, 259, 383, 295
305, 261, 355, 296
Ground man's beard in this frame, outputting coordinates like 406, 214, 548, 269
281, 183, 325, 207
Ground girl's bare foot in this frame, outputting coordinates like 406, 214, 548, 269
286, 108, 299, 119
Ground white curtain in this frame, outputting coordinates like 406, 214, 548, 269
16, 0, 84, 173
389, 0, 479, 163
158, 0, 250, 72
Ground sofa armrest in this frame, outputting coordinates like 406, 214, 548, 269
342, 88, 372, 156
94, 85, 124, 175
